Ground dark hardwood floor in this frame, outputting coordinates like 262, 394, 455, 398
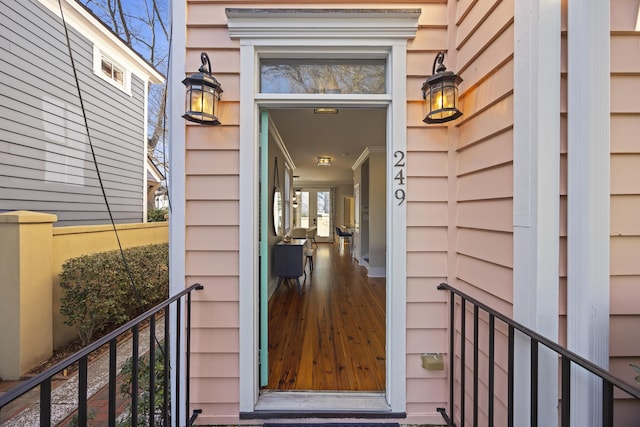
266, 242, 386, 391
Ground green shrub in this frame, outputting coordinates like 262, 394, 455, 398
59, 243, 169, 345
118, 344, 167, 426
147, 208, 168, 222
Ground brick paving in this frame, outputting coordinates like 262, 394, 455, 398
0, 319, 163, 426
56, 373, 130, 427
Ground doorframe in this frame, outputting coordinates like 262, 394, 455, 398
229, 8, 418, 415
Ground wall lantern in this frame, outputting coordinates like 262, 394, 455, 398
182, 52, 223, 125
421, 52, 463, 124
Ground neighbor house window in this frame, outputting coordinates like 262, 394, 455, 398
93, 46, 131, 93
101, 56, 124, 86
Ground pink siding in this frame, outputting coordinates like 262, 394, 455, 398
448, 0, 515, 425
185, 0, 240, 421
182, 0, 640, 423
610, 3, 640, 406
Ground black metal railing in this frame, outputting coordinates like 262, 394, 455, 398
0, 283, 203, 427
437, 282, 640, 427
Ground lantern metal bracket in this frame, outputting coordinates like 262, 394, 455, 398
432, 51, 446, 75
199, 52, 212, 74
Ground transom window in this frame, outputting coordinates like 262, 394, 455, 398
260, 59, 386, 94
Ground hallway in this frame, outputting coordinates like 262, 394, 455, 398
266, 243, 386, 391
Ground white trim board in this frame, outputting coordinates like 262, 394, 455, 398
567, 1, 611, 425
513, 1, 561, 425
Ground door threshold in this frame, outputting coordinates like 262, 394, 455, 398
241, 391, 403, 420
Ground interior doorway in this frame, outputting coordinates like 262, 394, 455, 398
298, 189, 332, 243
261, 108, 387, 392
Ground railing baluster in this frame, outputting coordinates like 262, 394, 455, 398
149, 314, 156, 427
176, 298, 182, 425
132, 325, 139, 425
39, 378, 51, 427
488, 314, 495, 427
108, 339, 117, 427
187, 292, 191, 426
531, 339, 538, 427
449, 290, 455, 421
186, 287, 200, 425
163, 306, 170, 427
78, 356, 88, 427
508, 325, 514, 427
473, 305, 479, 427
460, 297, 466, 427
602, 379, 614, 427
561, 355, 571, 427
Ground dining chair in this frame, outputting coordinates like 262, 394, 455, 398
335, 226, 352, 250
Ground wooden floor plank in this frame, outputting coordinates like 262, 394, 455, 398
266, 243, 386, 391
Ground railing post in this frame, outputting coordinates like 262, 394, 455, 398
508, 325, 514, 427
149, 316, 156, 427
163, 307, 170, 427
473, 305, 479, 427
109, 339, 117, 427
488, 315, 495, 426
78, 357, 88, 427
39, 378, 51, 427
460, 298, 466, 427
561, 355, 571, 427
448, 289, 455, 421
131, 325, 139, 425
531, 339, 538, 427
176, 296, 182, 425
602, 379, 613, 427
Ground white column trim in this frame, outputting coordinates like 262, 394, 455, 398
513, 0, 561, 425
238, 42, 259, 412
567, 0, 611, 425
387, 42, 407, 412
168, 0, 187, 424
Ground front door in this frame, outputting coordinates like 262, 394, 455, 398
232, 10, 415, 413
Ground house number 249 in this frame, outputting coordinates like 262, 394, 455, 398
394, 150, 406, 205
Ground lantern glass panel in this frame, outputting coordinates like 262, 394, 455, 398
430, 82, 444, 111
202, 87, 215, 115
186, 86, 201, 114
443, 83, 456, 110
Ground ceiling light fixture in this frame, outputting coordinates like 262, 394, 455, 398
317, 156, 332, 167
314, 108, 339, 114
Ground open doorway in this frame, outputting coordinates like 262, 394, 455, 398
297, 189, 332, 243
261, 108, 387, 392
